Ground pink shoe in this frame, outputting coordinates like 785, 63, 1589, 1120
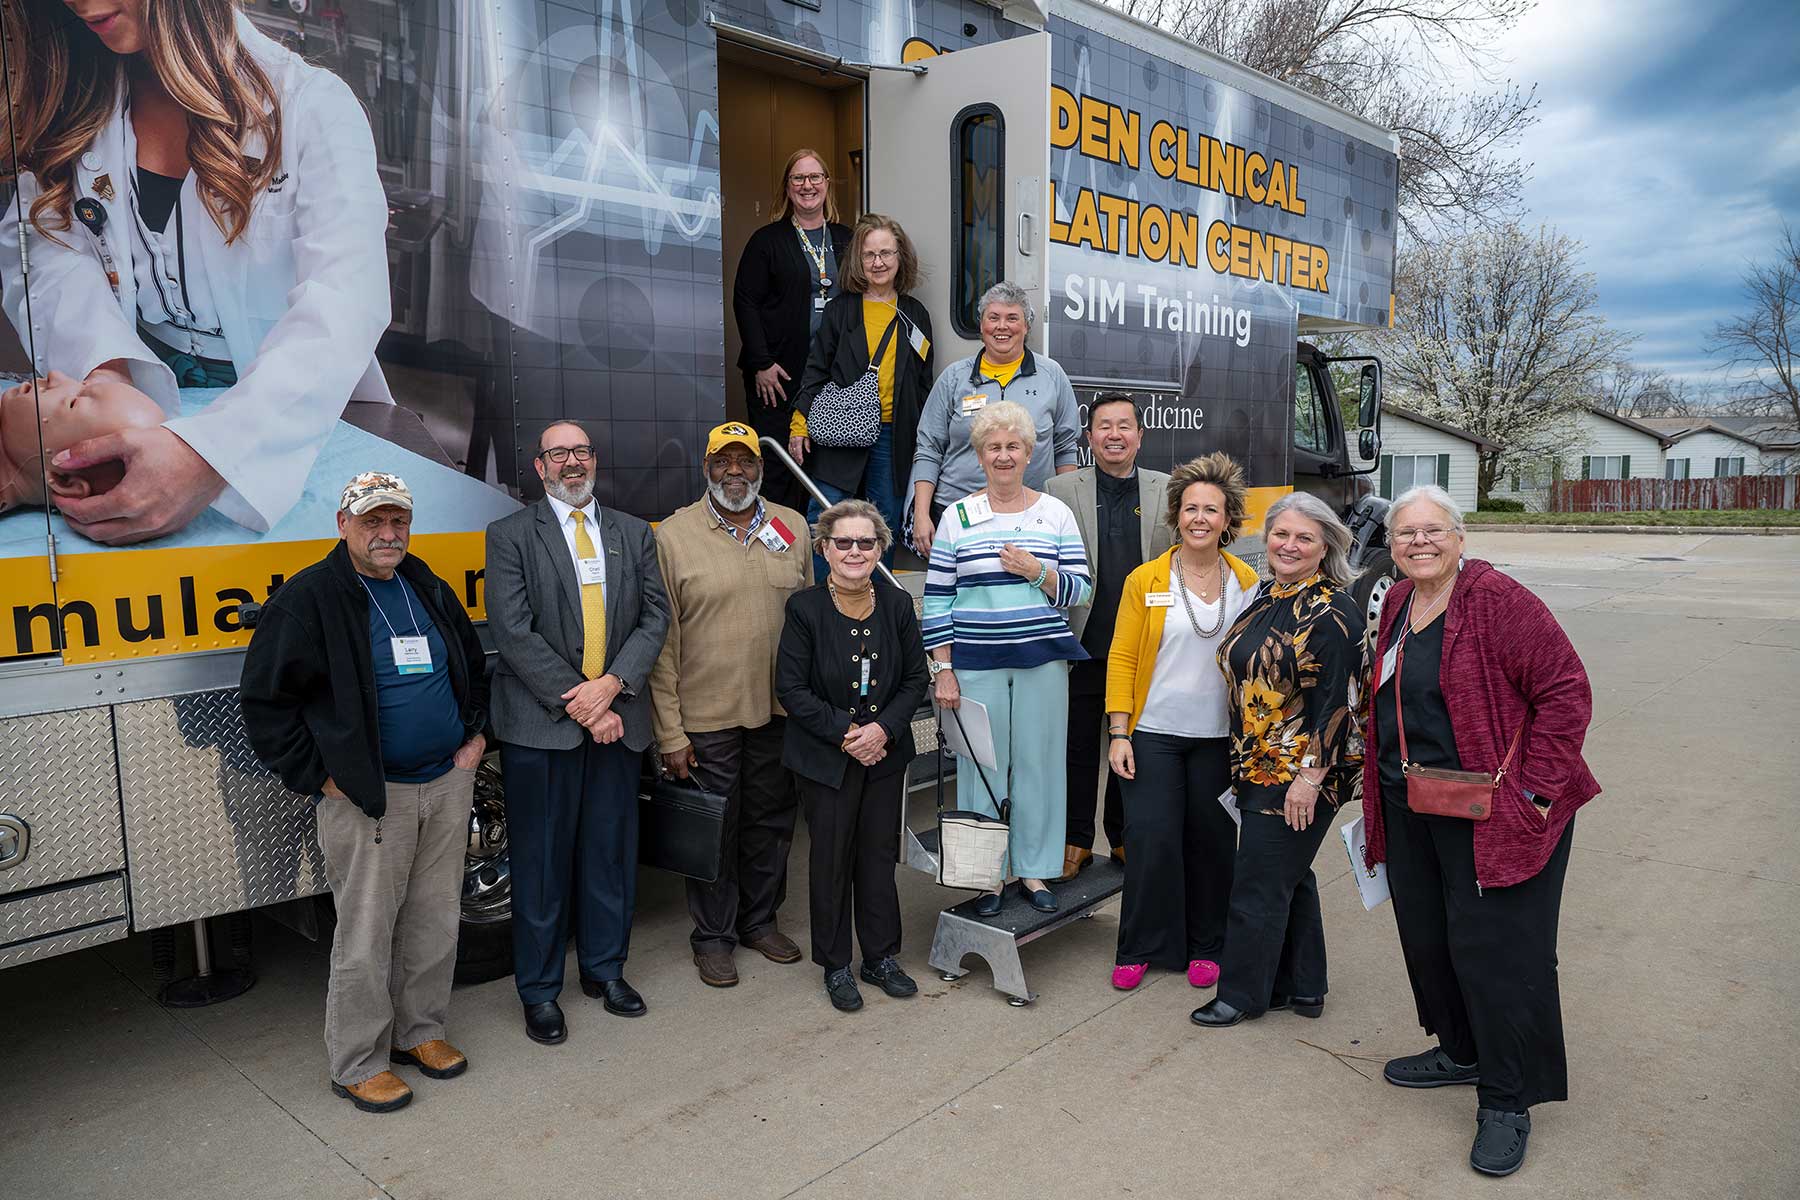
1111, 963, 1149, 990
1187, 959, 1220, 988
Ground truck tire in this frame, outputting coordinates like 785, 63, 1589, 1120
1351, 548, 1399, 650
455, 754, 514, 985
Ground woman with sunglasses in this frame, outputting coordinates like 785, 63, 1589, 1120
775, 499, 931, 1012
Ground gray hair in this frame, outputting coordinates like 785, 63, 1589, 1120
969, 399, 1038, 455
1264, 491, 1354, 586
1385, 484, 1465, 534
812, 498, 892, 553
977, 281, 1036, 330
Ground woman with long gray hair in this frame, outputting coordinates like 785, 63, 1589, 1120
1192, 491, 1367, 1028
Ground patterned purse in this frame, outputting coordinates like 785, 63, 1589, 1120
803, 316, 901, 449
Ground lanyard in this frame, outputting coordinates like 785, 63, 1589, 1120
359, 576, 422, 640
792, 221, 831, 290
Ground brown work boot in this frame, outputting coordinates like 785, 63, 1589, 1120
1056, 845, 1093, 882
695, 949, 739, 987
742, 928, 803, 964
390, 1039, 468, 1080
331, 1070, 413, 1113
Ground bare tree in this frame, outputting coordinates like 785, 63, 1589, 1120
1379, 221, 1632, 501
1708, 226, 1800, 429
1105, 0, 1539, 237
1598, 361, 1698, 418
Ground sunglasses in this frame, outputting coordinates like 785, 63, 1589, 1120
829, 536, 879, 551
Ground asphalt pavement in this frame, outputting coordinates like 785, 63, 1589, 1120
3, 531, 1797, 1199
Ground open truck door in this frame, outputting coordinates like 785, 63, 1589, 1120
867, 34, 1052, 365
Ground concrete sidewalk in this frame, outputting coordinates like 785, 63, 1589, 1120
4, 532, 1797, 1199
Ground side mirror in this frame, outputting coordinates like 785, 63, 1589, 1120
1357, 363, 1381, 429
1358, 428, 1380, 463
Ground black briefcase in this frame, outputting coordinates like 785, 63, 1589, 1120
638, 774, 727, 883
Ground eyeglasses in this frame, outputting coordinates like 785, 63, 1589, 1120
789, 172, 828, 186
829, 536, 879, 551
538, 445, 594, 464
862, 248, 898, 264
1394, 526, 1455, 543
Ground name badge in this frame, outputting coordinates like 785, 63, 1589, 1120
859, 656, 871, 697
756, 523, 792, 552
813, 295, 827, 312
959, 392, 989, 416
908, 323, 931, 360
392, 636, 432, 675
954, 494, 994, 527
577, 556, 605, 586
1143, 591, 1174, 608
1378, 643, 1399, 689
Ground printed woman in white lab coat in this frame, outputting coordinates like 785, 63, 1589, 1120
0, 0, 391, 543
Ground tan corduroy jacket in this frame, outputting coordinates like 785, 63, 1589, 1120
648, 497, 813, 753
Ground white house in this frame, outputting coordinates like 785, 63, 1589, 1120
1376, 408, 1499, 514
1640, 417, 1797, 478
1487, 406, 1671, 510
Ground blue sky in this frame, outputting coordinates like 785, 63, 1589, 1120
1489, 0, 1800, 391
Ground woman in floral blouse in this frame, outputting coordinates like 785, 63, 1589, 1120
1192, 492, 1366, 1028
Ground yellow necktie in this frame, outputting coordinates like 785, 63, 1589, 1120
572, 510, 606, 679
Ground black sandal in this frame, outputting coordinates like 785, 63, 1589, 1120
1384, 1046, 1480, 1088
1470, 1108, 1531, 1177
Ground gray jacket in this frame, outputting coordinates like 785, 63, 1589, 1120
907, 348, 1082, 506
1046, 467, 1175, 644
485, 499, 671, 752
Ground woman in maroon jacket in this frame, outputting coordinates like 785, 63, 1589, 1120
1362, 484, 1600, 1179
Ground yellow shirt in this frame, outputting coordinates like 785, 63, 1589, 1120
980, 354, 1023, 388
792, 300, 900, 438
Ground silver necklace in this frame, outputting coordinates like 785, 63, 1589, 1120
1172, 549, 1227, 638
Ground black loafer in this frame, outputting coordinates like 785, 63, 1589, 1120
1384, 1046, 1480, 1088
824, 967, 864, 1012
1267, 993, 1325, 1018
860, 957, 918, 998
1026, 886, 1057, 913
582, 977, 647, 1018
973, 890, 1004, 917
1190, 998, 1253, 1027
1470, 1108, 1531, 1177
523, 1000, 566, 1045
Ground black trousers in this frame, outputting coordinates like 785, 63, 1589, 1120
503, 738, 642, 1005
1217, 807, 1333, 1014
798, 763, 905, 971
1385, 801, 1575, 1110
1065, 658, 1124, 851
1117, 733, 1235, 969
685, 720, 797, 954
744, 374, 803, 510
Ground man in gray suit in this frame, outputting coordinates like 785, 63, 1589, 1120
485, 422, 670, 1045
1046, 393, 1174, 881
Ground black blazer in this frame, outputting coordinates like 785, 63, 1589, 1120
794, 292, 935, 496
733, 218, 853, 386
776, 580, 931, 789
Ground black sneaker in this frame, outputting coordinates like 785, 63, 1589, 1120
824, 967, 863, 1012
860, 957, 919, 998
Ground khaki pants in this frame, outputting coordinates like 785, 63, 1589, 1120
316, 767, 474, 1086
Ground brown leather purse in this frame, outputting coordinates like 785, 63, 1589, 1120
1394, 637, 1521, 820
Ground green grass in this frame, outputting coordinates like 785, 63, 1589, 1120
1467, 509, 1800, 527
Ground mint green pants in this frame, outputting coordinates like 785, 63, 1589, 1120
954, 661, 1070, 881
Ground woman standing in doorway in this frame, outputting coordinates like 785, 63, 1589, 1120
731, 148, 852, 509
790, 213, 933, 568
0, 0, 393, 542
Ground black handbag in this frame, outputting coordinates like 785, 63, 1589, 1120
639, 774, 728, 883
804, 315, 901, 449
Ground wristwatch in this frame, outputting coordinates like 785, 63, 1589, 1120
928, 660, 953, 677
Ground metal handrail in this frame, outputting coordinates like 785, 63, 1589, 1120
758, 436, 904, 591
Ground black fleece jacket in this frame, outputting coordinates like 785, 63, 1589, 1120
239, 541, 489, 819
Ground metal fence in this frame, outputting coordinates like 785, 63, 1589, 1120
1549, 474, 1800, 513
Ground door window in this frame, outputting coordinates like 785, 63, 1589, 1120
1293, 365, 1331, 455
952, 105, 1004, 338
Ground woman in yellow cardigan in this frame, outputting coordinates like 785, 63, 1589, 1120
1104, 453, 1260, 991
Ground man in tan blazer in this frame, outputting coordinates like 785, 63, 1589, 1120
1046, 393, 1174, 880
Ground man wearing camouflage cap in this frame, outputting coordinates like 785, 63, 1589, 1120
242, 471, 490, 1114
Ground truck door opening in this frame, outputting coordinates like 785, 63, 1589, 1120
714, 40, 865, 423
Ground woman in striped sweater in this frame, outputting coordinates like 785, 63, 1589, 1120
923, 401, 1092, 915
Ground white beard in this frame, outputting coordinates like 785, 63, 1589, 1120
545, 473, 595, 507
707, 477, 761, 513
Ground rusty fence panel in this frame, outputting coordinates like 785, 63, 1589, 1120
1549, 475, 1800, 513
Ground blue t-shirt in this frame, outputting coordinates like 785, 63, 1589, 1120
360, 573, 464, 783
